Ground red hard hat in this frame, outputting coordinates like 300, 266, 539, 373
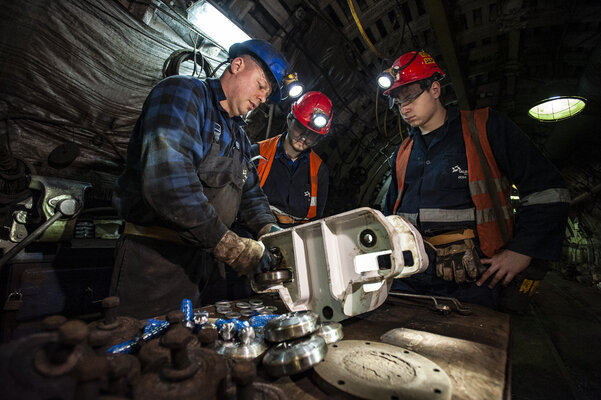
290, 91, 333, 135
383, 51, 445, 96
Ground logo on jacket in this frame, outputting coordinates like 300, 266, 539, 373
451, 165, 468, 179
304, 191, 310, 197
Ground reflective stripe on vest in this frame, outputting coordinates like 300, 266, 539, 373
419, 208, 475, 224
460, 108, 514, 257
257, 134, 322, 222
394, 108, 514, 257
520, 188, 571, 206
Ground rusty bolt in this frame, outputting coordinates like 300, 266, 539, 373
197, 327, 218, 346
98, 296, 121, 330
59, 320, 89, 346
232, 361, 256, 386
161, 328, 193, 370
166, 310, 185, 325
43, 315, 67, 331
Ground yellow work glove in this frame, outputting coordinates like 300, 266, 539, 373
213, 230, 265, 276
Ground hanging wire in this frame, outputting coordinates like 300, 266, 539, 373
346, 0, 386, 59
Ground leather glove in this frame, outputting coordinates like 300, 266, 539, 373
257, 223, 283, 239
432, 238, 486, 283
213, 230, 265, 276
257, 247, 282, 273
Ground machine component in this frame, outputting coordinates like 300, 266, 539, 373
262, 334, 327, 377
134, 327, 228, 400
263, 311, 319, 343
0, 319, 95, 400
214, 324, 269, 361
316, 321, 343, 344
87, 296, 144, 353
254, 269, 292, 286
214, 335, 269, 361
254, 207, 429, 322
0, 196, 80, 269
313, 340, 452, 400
388, 291, 473, 315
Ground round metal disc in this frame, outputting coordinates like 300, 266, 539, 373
316, 322, 344, 344
214, 337, 269, 361
264, 311, 319, 343
313, 340, 452, 400
262, 334, 327, 377
254, 269, 292, 286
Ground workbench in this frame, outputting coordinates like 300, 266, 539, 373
263, 295, 510, 400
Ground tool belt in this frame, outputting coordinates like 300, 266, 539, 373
123, 222, 184, 244
425, 229, 475, 246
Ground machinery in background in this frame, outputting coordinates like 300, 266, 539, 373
253, 207, 429, 322
1, 175, 116, 340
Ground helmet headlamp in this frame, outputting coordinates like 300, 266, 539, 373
283, 72, 304, 99
377, 66, 399, 89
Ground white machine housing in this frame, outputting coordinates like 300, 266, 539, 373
254, 207, 429, 322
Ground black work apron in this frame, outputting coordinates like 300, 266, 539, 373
111, 129, 250, 319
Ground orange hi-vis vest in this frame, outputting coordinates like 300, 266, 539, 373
393, 108, 514, 257
256, 134, 322, 221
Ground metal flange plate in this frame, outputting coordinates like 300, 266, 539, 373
313, 340, 452, 400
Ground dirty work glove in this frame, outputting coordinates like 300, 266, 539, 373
257, 223, 283, 239
213, 230, 265, 276
432, 238, 486, 283
257, 247, 282, 273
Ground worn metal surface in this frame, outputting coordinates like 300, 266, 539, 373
263, 334, 327, 378
266, 296, 510, 399
314, 340, 452, 400
316, 322, 343, 344
264, 311, 319, 343
381, 328, 506, 400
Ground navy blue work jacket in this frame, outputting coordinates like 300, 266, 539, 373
251, 133, 329, 223
384, 107, 569, 260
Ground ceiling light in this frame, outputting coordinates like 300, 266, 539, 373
187, 1, 250, 50
528, 96, 586, 122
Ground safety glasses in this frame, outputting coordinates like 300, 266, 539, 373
390, 80, 432, 107
289, 121, 323, 145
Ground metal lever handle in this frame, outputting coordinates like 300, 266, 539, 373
0, 198, 79, 269
389, 291, 472, 315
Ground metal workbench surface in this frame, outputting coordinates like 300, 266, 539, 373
266, 295, 510, 400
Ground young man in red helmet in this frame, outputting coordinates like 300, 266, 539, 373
252, 91, 332, 227
111, 40, 288, 318
381, 51, 570, 310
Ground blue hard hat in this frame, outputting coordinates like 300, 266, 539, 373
229, 39, 289, 104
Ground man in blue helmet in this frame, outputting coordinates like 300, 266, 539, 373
111, 40, 289, 318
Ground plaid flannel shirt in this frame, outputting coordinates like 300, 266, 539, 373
113, 76, 275, 248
